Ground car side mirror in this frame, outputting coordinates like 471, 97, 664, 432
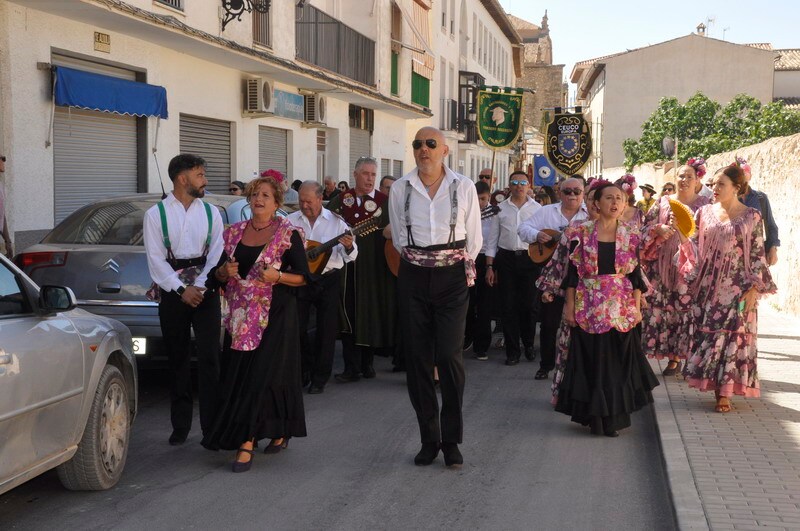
39, 285, 77, 313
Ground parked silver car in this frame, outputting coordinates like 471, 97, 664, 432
0, 254, 137, 495
14, 193, 274, 360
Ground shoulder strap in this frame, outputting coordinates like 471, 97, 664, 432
448, 179, 459, 244
203, 201, 212, 252
157, 201, 171, 250
404, 181, 415, 247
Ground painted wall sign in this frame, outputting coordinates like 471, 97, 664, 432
274, 89, 304, 121
94, 32, 111, 53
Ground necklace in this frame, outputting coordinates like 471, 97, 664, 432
250, 218, 276, 232
422, 173, 444, 192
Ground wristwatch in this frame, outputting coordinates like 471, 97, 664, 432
176, 285, 186, 296
486, 264, 494, 269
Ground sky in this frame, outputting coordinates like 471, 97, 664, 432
498, 0, 799, 83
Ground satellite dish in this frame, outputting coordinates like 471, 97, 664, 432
662, 137, 676, 158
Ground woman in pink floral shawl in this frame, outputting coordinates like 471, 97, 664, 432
202, 175, 310, 473
677, 164, 776, 413
555, 182, 658, 437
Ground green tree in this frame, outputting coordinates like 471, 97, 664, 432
622, 92, 800, 169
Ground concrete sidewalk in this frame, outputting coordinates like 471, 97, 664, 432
652, 302, 800, 530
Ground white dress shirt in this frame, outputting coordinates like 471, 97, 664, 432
517, 203, 588, 244
480, 214, 498, 255
143, 193, 224, 293
287, 207, 358, 274
484, 197, 541, 257
389, 165, 482, 259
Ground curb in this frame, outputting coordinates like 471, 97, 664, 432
649, 358, 709, 531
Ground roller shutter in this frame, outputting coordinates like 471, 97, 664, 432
52, 107, 138, 224
349, 128, 371, 174
258, 126, 288, 176
179, 114, 231, 194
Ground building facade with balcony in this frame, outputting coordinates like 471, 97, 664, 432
393, 0, 521, 189
0, 0, 430, 249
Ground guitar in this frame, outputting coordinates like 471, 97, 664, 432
527, 229, 562, 264
384, 204, 502, 277
306, 217, 380, 275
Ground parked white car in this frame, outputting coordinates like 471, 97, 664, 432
0, 254, 137, 495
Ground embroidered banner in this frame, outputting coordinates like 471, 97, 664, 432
545, 108, 592, 176
476, 87, 523, 150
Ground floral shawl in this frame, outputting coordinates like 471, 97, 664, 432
568, 220, 641, 334
222, 218, 303, 351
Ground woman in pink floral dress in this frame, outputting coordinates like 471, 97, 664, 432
641, 160, 710, 374
555, 182, 658, 436
202, 175, 310, 472
677, 164, 776, 413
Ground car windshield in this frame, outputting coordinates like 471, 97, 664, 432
43, 200, 150, 245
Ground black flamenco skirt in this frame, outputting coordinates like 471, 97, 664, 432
554, 325, 659, 433
202, 292, 307, 451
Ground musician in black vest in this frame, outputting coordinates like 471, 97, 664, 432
143, 154, 224, 445
288, 181, 356, 394
517, 177, 588, 380
484, 171, 542, 365
389, 127, 482, 467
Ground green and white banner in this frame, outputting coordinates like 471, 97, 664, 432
476, 87, 523, 150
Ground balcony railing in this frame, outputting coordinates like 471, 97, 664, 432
440, 99, 458, 131
154, 0, 182, 10
296, 5, 375, 86
457, 102, 478, 143
457, 71, 485, 144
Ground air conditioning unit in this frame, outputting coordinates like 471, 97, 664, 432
303, 94, 327, 126
243, 78, 275, 115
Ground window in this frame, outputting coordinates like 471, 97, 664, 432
381, 158, 391, 176
450, 0, 455, 35
411, 72, 430, 107
472, 15, 477, 58
154, 0, 182, 10
441, 0, 447, 30
478, 22, 483, 66
0, 263, 27, 316
253, 8, 270, 46
391, 52, 399, 95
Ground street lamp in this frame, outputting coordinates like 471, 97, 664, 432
221, 0, 271, 32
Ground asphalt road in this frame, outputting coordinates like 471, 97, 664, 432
0, 349, 676, 531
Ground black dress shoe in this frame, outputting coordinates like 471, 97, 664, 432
414, 443, 440, 466
169, 429, 189, 446
524, 346, 536, 361
604, 430, 620, 438
505, 358, 519, 366
308, 384, 325, 394
441, 443, 463, 467
361, 366, 376, 379
334, 371, 361, 383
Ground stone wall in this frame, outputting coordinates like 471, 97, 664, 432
606, 133, 800, 316
519, 63, 566, 132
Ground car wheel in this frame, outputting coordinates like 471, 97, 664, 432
57, 364, 131, 490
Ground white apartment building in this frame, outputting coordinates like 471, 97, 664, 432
397, 0, 521, 188
0, 0, 431, 248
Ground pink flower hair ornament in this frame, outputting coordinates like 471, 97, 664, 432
735, 156, 751, 178
685, 157, 707, 179
614, 173, 637, 197
260, 169, 285, 183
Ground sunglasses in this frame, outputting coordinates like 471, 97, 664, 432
479, 174, 492, 180
0, 156, 5, 162
561, 188, 582, 196
229, 188, 240, 192
663, 187, 674, 192
412, 139, 438, 150
510, 180, 529, 186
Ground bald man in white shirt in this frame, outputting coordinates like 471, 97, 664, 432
389, 127, 482, 468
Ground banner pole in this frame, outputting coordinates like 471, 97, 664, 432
490, 150, 497, 189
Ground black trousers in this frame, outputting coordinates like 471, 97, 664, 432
341, 265, 373, 374
496, 249, 541, 361
399, 260, 468, 444
465, 253, 494, 354
539, 296, 564, 372
298, 271, 341, 387
158, 289, 221, 435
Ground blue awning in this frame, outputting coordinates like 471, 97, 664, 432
54, 66, 168, 119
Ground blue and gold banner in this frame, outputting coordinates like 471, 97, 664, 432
545, 108, 592, 176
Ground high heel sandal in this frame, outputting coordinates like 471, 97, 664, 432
714, 396, 732, 413
232, 448, 255, 473
662, 360, 680, 376
263, 437, 289, 454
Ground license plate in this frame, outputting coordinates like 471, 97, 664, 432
132, 337, 147, 355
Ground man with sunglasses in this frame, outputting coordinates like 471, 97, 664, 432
389, 127, 481, 468
327, 155, 395, 383
518, 177, 588, 381
0, 155, 11, 258
484, 170, 542, 366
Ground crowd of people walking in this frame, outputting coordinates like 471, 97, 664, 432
142, 128, 778, 473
